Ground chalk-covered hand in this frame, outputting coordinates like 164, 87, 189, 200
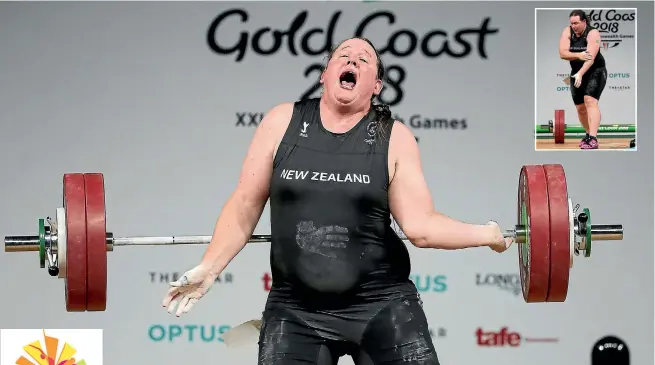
162, 263, 216, 317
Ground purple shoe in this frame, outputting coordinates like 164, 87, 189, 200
581, 138, 598, 149
579, 136, 589, 147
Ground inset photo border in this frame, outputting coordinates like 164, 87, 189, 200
534, 8, 637, 151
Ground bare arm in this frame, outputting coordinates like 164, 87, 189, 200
387, 122, 499, 250
559, 27, 581, 60
200, 103, 293, 274
575, 30, 601, 76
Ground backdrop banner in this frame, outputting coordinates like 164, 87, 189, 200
0, 2, 652, 365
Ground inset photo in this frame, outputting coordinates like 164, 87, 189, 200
535, 8, 637, 151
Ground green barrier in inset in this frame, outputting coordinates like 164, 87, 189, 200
536, 124, 636, 134
536, 133, 635, 140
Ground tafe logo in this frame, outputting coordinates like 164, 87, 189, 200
476, 327, 559, 347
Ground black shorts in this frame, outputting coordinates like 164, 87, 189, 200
257, 295, 440, 365
570, 67, 607, 105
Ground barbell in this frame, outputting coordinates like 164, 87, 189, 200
4, 164, 624, 312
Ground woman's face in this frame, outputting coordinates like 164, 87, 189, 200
321, 38, 383, 108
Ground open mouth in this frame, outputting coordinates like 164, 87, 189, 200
339, 71, 357, 90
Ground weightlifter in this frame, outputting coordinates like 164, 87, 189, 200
558, 9, 607, 150
162, 37, 514, 365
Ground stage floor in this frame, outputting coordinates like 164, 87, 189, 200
536, 138, 633, 150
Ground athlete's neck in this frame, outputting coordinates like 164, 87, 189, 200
319, 96, 371, 133
573, 24, 586, 37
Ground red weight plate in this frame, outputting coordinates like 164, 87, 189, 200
554, 110, 566, 144
517, 165, 551, 303
84, 173, 108, 311
63, 173, 87, 311
543, 164, 571, 302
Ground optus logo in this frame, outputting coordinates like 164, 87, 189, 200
410, 274, 447, 293
609, 73, 630, 78
148, 324, 232, 343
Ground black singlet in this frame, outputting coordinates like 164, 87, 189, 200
258, 98, 440, 365
569, 24, 606, 74
267, 98, 417, 308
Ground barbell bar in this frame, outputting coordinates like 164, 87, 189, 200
3, 164, 624, 312
4, 224, 621, 251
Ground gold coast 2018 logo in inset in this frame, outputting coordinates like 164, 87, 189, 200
1, 329, 103, 365
587, 9, 636, 51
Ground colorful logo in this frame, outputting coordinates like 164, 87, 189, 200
15, 329, 86, 365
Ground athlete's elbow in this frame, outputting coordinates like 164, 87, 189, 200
408, 234, 449, 250
399, 223, 424, 248
409, 235, 452, 250
559, 50, 574, 60
403, 222, 436, 249
409, 235, 430, 248
402, 212, 450, 249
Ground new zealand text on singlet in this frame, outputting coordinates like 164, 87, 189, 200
280, 169, 371, 184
